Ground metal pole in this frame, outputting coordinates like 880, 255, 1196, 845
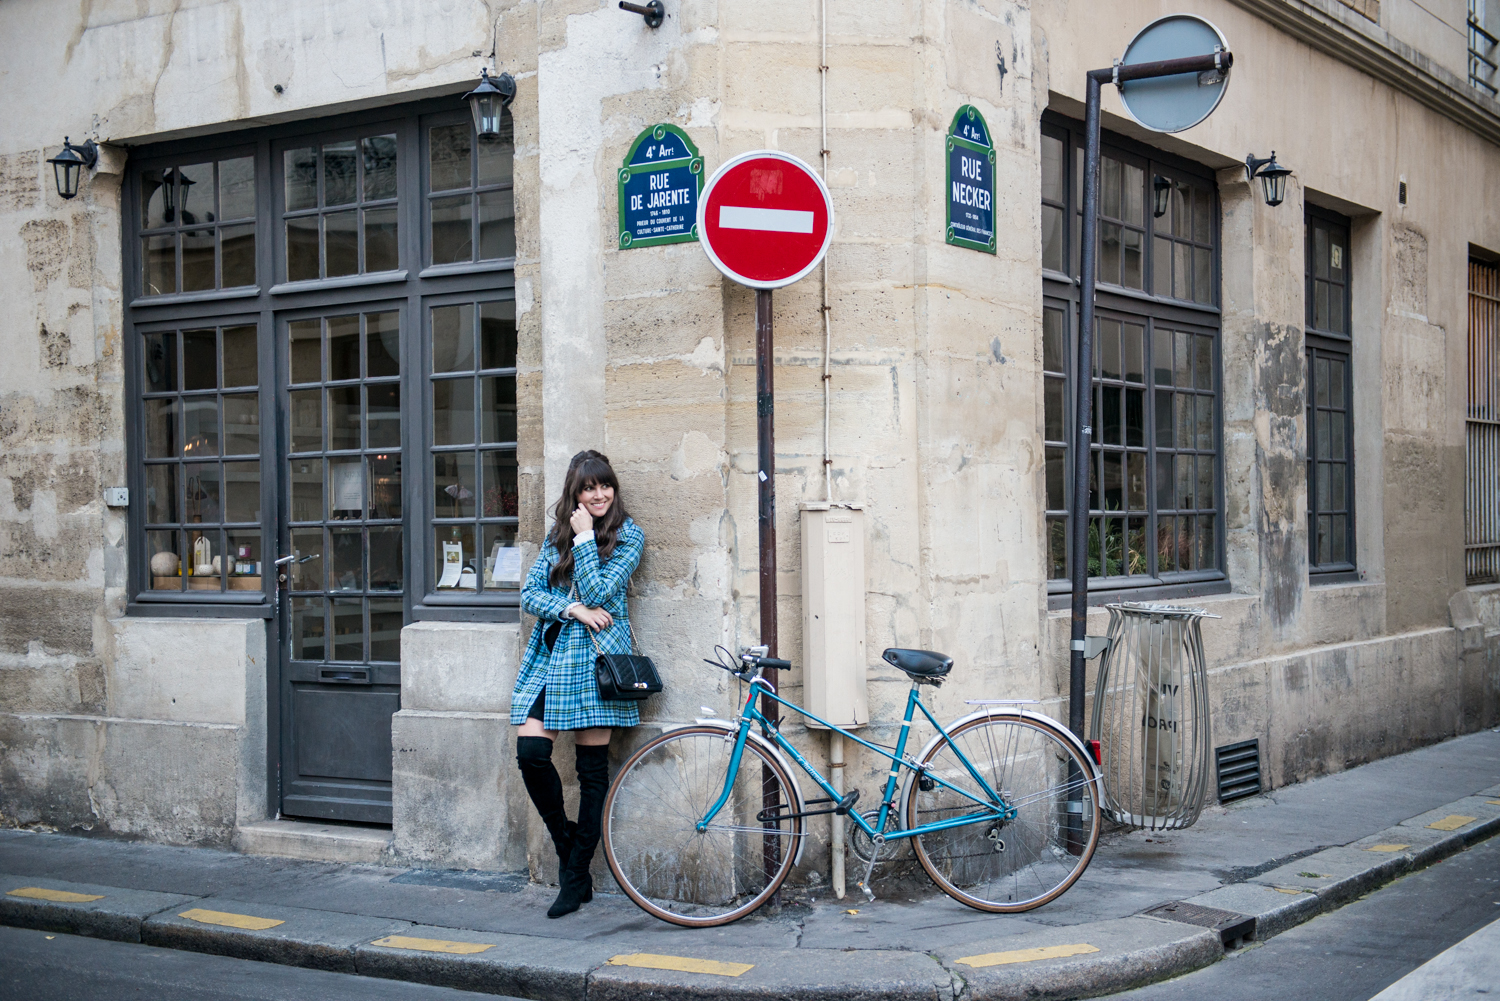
755, 287, 781, 893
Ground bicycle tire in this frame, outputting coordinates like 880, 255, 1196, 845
602, 725, 803, 927
907, 713, 1100, 912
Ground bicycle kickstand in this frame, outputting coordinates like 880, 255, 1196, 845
856, 850, 878, 903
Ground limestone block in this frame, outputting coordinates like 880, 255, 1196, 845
391, 709, 527, 873
106, 617, 266, 725
400, 622, 521, 714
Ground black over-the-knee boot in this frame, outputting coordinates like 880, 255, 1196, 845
548, 743, 608, 918
516, 736, 575, 874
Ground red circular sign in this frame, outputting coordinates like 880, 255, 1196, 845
698, 151, 833, 289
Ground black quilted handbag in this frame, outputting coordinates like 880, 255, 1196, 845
592, 620, 662, 701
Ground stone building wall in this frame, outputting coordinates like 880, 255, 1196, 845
0, 0, 1497, 878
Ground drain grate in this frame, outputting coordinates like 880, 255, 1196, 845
1144, 901, 1256, 949
1216, 738, 1262, 803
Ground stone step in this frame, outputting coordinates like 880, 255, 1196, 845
234, 820, 393, 866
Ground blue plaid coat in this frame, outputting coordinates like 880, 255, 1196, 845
510, 519, 645, 730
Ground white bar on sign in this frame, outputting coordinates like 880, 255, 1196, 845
718, 205, 814, 234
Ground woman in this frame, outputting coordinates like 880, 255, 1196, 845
513, 450, 643, 918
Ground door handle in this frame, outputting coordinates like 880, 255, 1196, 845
275, 552, 318, 585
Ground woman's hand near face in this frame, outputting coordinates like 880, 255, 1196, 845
570, 503, 594, 535
571, 605, 613, 631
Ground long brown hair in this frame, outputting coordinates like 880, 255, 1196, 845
547, 450, 631, 588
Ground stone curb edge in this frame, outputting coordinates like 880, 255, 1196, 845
0, 791, 1495, 1000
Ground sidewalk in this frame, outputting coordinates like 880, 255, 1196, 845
1, 728, 1497, 1001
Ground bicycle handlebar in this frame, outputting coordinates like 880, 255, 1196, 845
702, 646, 794, 678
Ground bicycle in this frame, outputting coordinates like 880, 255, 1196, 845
601, 645, 1103, 927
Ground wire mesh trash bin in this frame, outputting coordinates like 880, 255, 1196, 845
1089, 602, 1215, 831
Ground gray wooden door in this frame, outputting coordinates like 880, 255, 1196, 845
277, 304, 405, 823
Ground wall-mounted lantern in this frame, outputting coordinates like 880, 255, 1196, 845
47, 137, 98, 200
463, 69, 516, 140
619, 1, 665, 27
1152, 174, 1172, 218
1244, 151, 1292, 207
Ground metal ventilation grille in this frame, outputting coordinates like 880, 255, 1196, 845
1216, 739, 1262, 803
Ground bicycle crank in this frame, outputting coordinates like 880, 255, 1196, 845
846, 809, 903, 865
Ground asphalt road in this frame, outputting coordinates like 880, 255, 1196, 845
0, 927, 514, 1001
1104, 834, 1500, 1001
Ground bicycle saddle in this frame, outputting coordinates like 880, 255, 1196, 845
882, 648, 953, 680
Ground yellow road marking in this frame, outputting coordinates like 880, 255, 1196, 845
369, 935, 494, 955
606, 953, 754, 977
179, 908, 284, 931
956, 944, 1100, 968
1365, 844, 1409, 852
7, 887, 104, 903
1272, 887, 1305, 894
1486, 800, 1500, 806
1426, 815, 1477, 831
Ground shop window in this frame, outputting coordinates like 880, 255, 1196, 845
139, 157, 257, 296
1306, 209, 1355, 576
426, 116, 515, 266
281, 132, 400, 281
1041, 116, 1223, 596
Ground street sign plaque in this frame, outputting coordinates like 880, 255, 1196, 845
698, 150, 833, 289
618, 124, 704, 249
945, 105, 996, 253
1118, 15, 1232, 134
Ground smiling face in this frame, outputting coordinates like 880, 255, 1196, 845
578, 480, 615, 520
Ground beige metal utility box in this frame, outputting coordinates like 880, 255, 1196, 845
799, 503, 868, 728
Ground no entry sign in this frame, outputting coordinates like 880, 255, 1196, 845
698, 150, 833, 289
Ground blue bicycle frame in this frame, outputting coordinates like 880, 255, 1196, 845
695, 675, 1018, 840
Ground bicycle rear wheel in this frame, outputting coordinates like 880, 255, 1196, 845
908, 713, 1100, 912
602, 725, 802, 927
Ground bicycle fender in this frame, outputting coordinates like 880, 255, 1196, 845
691, 720, 812, 868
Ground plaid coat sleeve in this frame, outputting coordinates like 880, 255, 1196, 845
521, 543, 572, 621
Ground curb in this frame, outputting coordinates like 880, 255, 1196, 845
1, 786, 1496, 1000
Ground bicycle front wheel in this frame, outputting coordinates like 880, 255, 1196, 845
602, 726, 802, 927
908, 713, 1100, 912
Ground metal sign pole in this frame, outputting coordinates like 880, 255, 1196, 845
755, 287, 782, 892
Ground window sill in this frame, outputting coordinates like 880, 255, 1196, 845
130, 286, 260, 309
268, 271, 407, 295
412, 601, 521, 623
1046, 575, 1230, 610
1310, 569, 1361, 585
417, 259, 517, 280
128, 598, 273, 619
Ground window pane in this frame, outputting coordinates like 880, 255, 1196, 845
1046, 446, 1065, 510
1314, 225, 1329, 279
1128, 516, 1146, 575
181, 230, 215, 291
1048, 519, 1066, 579
145, 464, 177, 524
1152, 236, 1172, 297
477, 134, 513, 187
1153, 327, 1172, 385
1100, 222, 1121, 285
1126, 451, 1146, 510
367, 311, 401, 377
1044, 378, 1064, 442
480, 301, 517, 369
323, 141, 359, 206
1176, 453, 1194, 510
482, 450, 518, 517
144, 332, 178, 392
364, 206, 399, 272
1318, 514, 1332, 565
324, 211, 358, 277
1318, 461, 1332, 511
183, 397, 219, 455
431, 195, 473, 264
1194, 334, 1213, 391
367, 382, 401, 449
176, 163, 212, 224
223, 461, 260, 523
1330, 514, 1347, 564
143, 234, 176, 295
219, 157, 256, 221
1102, 385, 1121, 445
285, 148, 319, 211
292, 596, 327, 660
368, 453, 402, 520
1041, 134, 1064, 203
148, 529, 182, 589
1329, 358, 1346, 408
370, 597, 403, 660
291, 528, 325, 590
363, 134, 398, 201
185, 463, 220, 523
329, 459, 364, 516
289, 320, 322, 384
1197, 513, 1215, 569
1193, 186, 1212, 243
434, 452, 476, 518
1314, 280, 1329, 330
1315, 356, 1330, 408
432, 304, 475, 372
429, 124, 472, 192
290, 389, 322, 452
1178, 514, 1195, 570
330, 526, 363, 591
1123, 163, 1143, 226
1330, 463, 1346, 514
332, 597, 364, 661
1171, 181, 1189, 238
327, 386, 361, 450
1044, 309, 1065, 373
1154, 389, 1173, 449
328, 315, 360, 381
183, 329, 217, 390
1329, 283, 1344, 333
369, 526, 402, 592
1195, 394, 1213, 450
1173, 242, 1190, 300
435, 524, 478, 590
483, 524, 521, 589
478, 189, 515, 260
1042, 205, 1064, 272
1124, 323, 1144, 383
1157, 516, 1176, 572
1174, 394, 1192, 449
1100, 319, 1121, 379
1155, 453, 1173, 510
145, 398, 177, 457
1174, 330, 1191, 387
290, 458, 324, 521
286, 216, 319, 281
433, 378, 475, 447
1193, 247, 1211, 304
222, 393, 259, 455
1125, 388, 1144, 447
1123, 228, 1143, 289
226, 528, 262, 584
1331, 412, 1346, 460
1197, 455, 1213, 511
481, 377, 517, 444
1101, 156, 1121, 219
222, 326, 257, 388
142, 169, 171, 229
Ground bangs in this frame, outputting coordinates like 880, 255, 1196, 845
576, 458, 618, 492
